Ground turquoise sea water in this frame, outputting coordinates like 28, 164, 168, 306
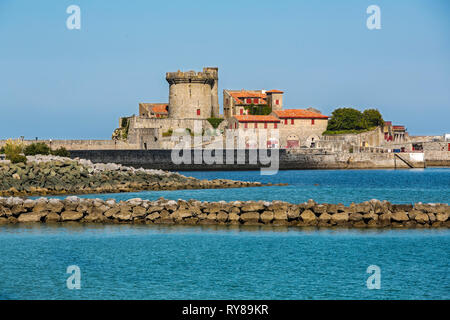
47, 168, 450, 205
3, 169, 449, 300
0, 225, 449, 300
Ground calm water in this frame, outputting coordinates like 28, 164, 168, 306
47, 168, 450, 205
0, 225, 448, 300
4, 169, 449, 300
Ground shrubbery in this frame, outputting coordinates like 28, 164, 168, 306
8, 153, 27, 164
207, 117, 224, 129
244, 104, 272, 116
3, 139, 26, 164
24, 142, 51, 156
1, 140, 70, 162
51, 147, 70, 157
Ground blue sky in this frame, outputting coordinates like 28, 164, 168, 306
0, 0, 449, 139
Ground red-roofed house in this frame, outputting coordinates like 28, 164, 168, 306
223, 89, 282, 118
139, 103, 169, 118
271, 108, 329, 148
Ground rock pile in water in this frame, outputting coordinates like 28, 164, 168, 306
0, 155, 264, 196
0, 197, 448, 228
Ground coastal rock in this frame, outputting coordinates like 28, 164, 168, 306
240, 212, 259, 223
18, 212, 44, 222
436, 213, 449, 222
414, 212, 429, 224
300, 210, 316, 223
331, 212, 349, 224
391, 211, 409, 222
260, 211, 274, 223
61, 211, 84, 221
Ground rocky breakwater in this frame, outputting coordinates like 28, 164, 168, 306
0, 197, 448, 228
0, 155, 268, 197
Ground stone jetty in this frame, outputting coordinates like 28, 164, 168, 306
0, 155, 270, 196
0, 197, 448, 228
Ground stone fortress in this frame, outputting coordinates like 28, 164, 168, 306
1, 66, 448, 163
113, 67, 332, 150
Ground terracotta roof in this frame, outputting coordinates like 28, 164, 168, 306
273, 109, 328, 119
234, 115, 280, 123
151, 104, 169, 114
265, 90, 284, 94
228, 90, 267, 104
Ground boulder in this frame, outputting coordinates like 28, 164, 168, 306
300, 210, 316, 223
240, 212, 259, 223
331, 212, 349, 223
436, 213, 448, 222
260, 211, 274, 223
241, 203, 265, 212
414, 212, 429, 224
61, 211, 84, 221
132, 206, 147, 218
47, 199, 64, 213
391, 211, 409, 222
18, 212, 44, 222
318, 212, 332, 222
349, 213, 364, 221
45, 212, 61, 222
273, 210, 288, 221
216, 211, 228, 222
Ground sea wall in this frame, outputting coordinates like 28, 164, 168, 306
424, 151, 450, 166
68, 149, 421, 170
0, 139, 140, 150
1, 197, 448, 228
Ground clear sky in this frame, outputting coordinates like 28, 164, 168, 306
0, 0, 449, 139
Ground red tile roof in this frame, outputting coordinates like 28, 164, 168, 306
151, 104, 169, 114
234, 115, 280, 123
228, 90, 267, 104
273, 109, 328, 119
265, 90, 284, 94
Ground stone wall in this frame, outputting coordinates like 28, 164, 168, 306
0, 139, 140, 151
320, 127, 384, 152
68, 149, 423, 170
1, 197, 448, 228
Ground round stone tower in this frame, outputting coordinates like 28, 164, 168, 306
166, 67, 219, 119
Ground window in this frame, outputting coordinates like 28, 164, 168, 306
254, 98, 258, 104
264, 122, 267, 129
240, 109, 243, 115
291, 119, 294, 125
311, 119, 315, 125
235, 123, 237, 129
197, 109, 200, 116
244, 123, 248, 129
274, 123, 277, 129
255, 123, 258, 128
276, 100, 279, 105
246, 98, 252, 104
284, 119, 288, 125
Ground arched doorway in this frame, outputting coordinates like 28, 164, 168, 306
286, 134, 299, 148
306, 134, 320, 148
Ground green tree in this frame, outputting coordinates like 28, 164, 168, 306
326, 108, 364, 131
362, 109, 384, 128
